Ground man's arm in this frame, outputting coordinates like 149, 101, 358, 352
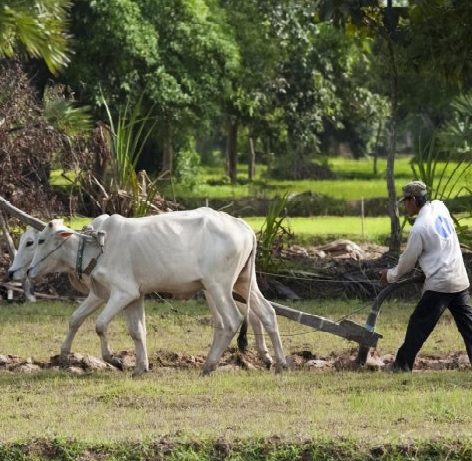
380, 231, 423, 284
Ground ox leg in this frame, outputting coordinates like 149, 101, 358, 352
248, 288, 287, 374
95, 291, 141, 373
235, 302, 273, 369
204, 290, 243, 376
122, 296, 149, 377
60, 293, 104, 362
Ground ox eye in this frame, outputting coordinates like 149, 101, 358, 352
38, 239, 45, 245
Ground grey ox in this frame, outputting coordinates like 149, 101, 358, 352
26, 207, 287, 376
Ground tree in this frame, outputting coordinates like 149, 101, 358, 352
218, 0, 282, 183
312, 1, 413, 254
313, 0, 472, 254
407, 0, 472, 89
0, 0, 71, 74
219, 1, 387, 183
62, 0, 239, 175
138, 0, 239, 174
0, 1, 95, 220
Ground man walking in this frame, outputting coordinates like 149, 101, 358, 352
380, 180, 472, 371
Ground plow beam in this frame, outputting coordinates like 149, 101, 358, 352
270, 302, 382, 348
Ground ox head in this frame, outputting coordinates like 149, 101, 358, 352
28, 219, 75, 280
8, 227, 39, 281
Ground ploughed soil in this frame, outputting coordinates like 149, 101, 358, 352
0, 347, 470, 375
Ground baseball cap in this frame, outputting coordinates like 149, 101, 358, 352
398, 180, 428, 202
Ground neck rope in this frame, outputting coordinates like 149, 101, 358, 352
76, 230, 105, 280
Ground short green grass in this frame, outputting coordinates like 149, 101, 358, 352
0, 299, 471, 447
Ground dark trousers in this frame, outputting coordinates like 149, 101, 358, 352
394, 288, 472, 371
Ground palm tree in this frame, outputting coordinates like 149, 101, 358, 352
0, 0, 71, 74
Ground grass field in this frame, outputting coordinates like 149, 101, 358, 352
1, 298, 471, 453
162, 156, 472, 201
51, 156, 472, 202
5, 157, 472, 459
54, 154, 471, 248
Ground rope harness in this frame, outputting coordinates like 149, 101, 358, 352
29, 237, 69, 275
75, 228, 106, 280
28, 226, 106, 280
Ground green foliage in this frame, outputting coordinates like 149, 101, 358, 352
440, 92, 472, 161
100, 91, 160, 217
64, 0, 239, 159
410, 133, 450, 201
407, 1, 472, 85
0, 0, 71, 73
174, 146, 205, 190
68, 90, 161, 217
410, 99, 472, 246
257, 193, 292, 272
64, 0, 160, 106
43, 85, 92, 138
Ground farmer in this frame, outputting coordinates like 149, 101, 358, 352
380, 180, 472, 372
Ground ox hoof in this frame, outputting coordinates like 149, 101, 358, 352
273, 362, 287, 374
201, 364, 216, 376
57, 353, 71, 368
261, 355, 273, 370
132, 367, 149, 378
105, 355, 124, 371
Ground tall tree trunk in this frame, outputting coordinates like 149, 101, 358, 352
226, 115, 238, 184
372, 120, 382, 176
387, 39, 401, 255
161, 134, 174, 176
248, 137, 256, 182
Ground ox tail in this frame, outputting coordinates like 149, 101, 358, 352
237, 316, 249, 353
237, 228, 258, 353
232, 291, 249, 352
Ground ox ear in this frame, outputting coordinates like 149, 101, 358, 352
57, 230, 74, 239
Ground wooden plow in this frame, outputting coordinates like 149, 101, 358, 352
269, 272, 424, 367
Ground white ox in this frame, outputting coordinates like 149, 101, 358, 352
8, 217, 254, 370
27, 207, 287, 376
6, 216, 141, 369
8, 215, 109, 289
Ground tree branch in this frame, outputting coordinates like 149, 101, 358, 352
0, 196, 46, 230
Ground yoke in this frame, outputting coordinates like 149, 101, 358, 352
269, 274, 425, 367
